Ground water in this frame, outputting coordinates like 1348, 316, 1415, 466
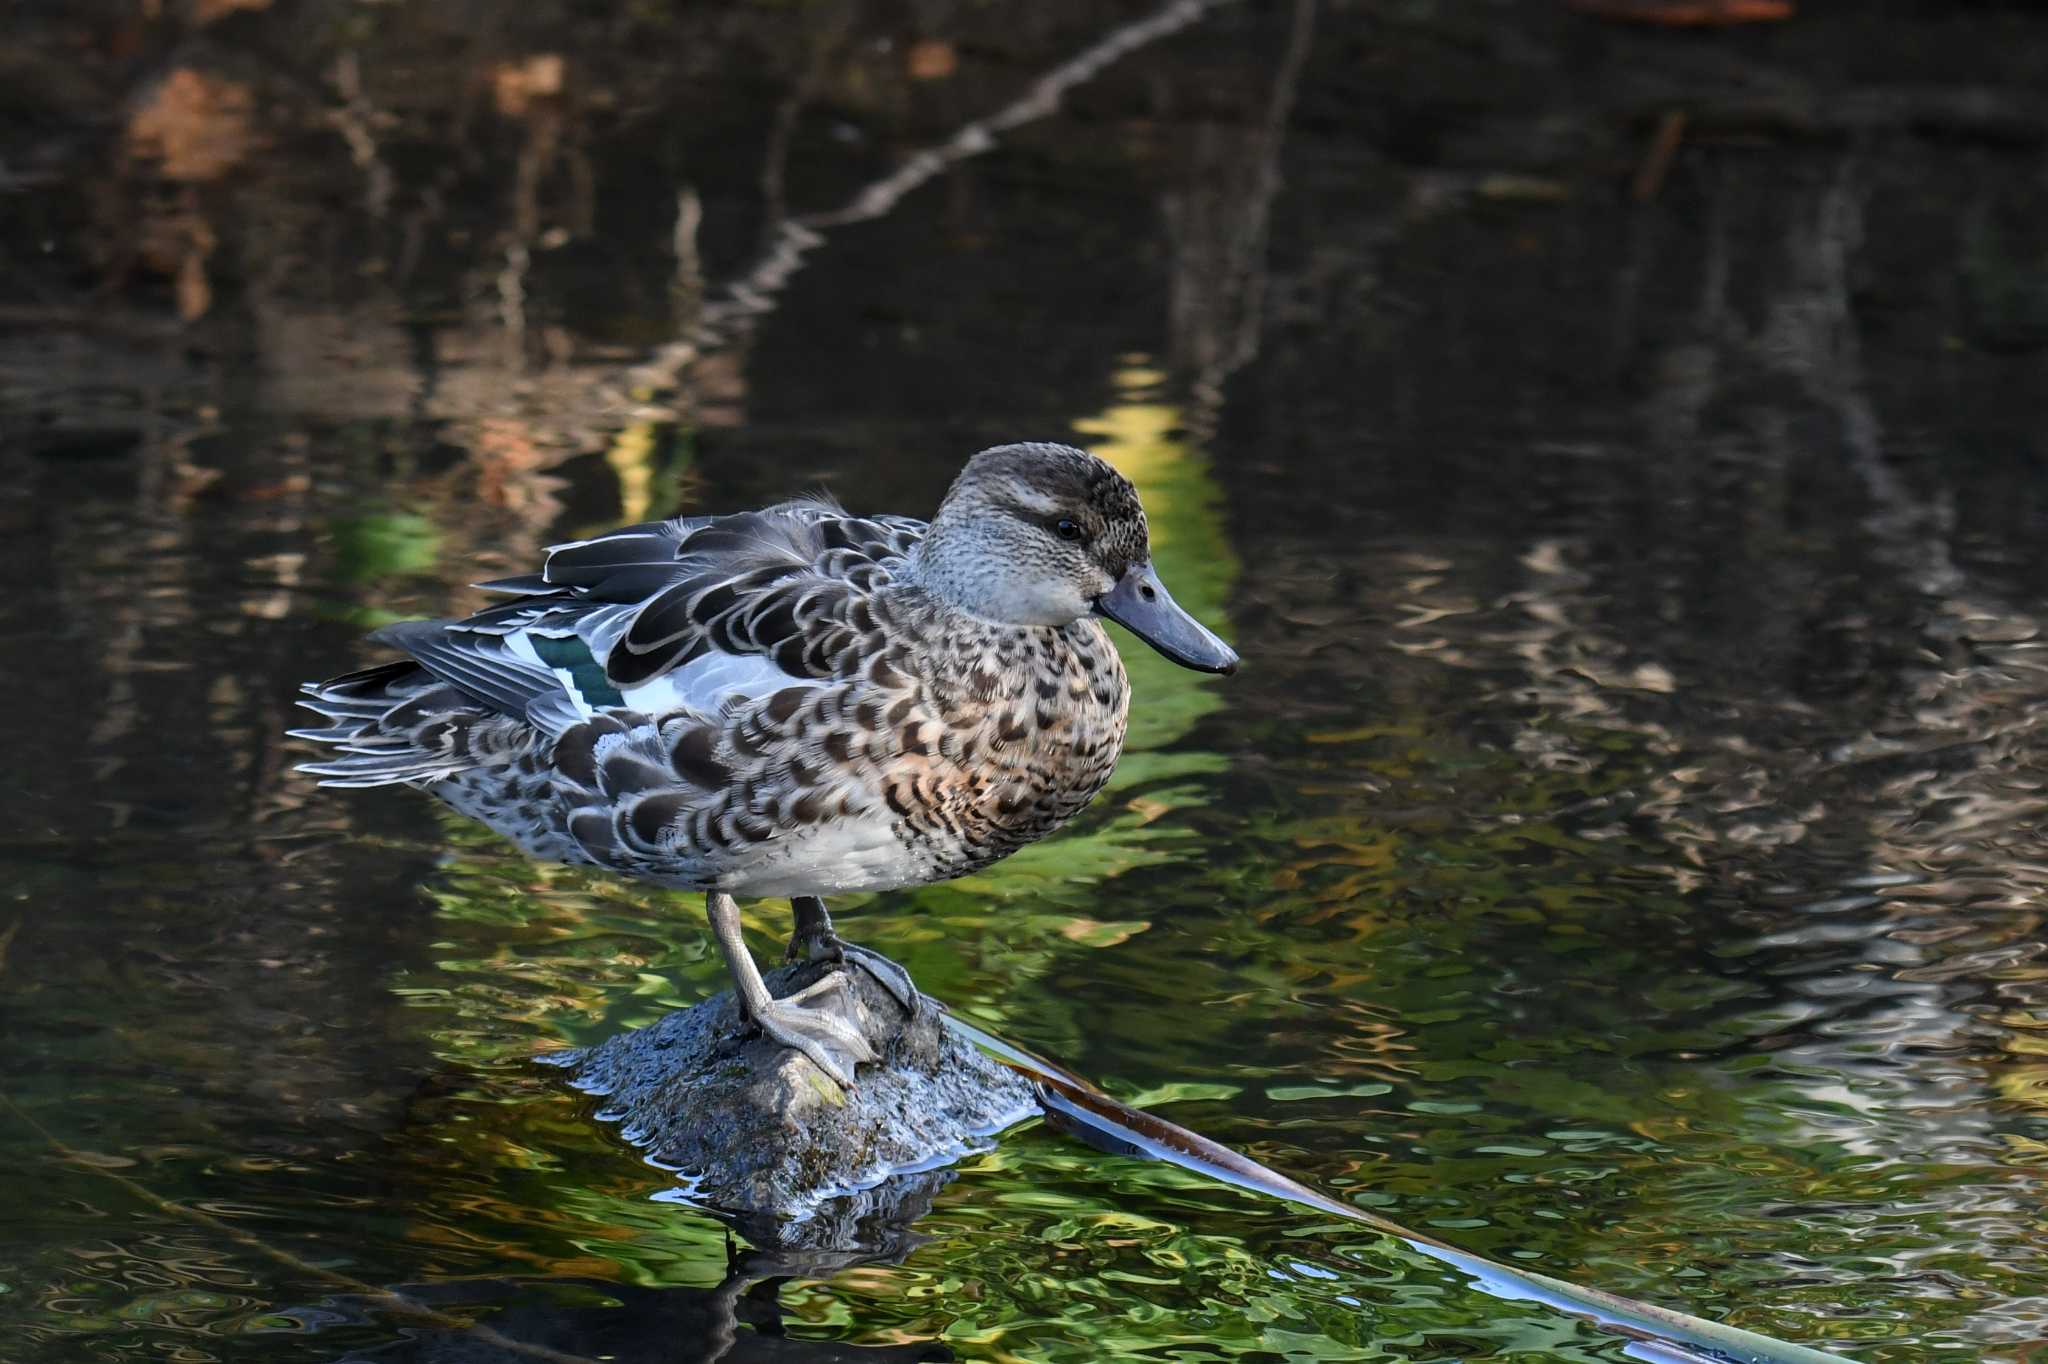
5, 2, 2048, 1360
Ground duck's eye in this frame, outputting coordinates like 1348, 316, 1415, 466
1053, 518, 1084, 542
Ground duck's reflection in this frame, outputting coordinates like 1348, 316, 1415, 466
332, 1171, 955, 1364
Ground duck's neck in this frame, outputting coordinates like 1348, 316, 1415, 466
909, 515, 1085, 629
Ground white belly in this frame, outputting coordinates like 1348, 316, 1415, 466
714, 812, 932, 898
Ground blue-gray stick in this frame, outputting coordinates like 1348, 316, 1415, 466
947, 1014, 1858, 1364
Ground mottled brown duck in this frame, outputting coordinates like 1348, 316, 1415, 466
295, 443, 1238, 1086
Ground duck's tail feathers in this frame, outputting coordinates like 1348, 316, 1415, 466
292, 660, 528, 788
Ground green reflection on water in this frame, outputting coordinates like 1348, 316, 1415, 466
330, 511, 444, 585
320, 393, 1939, 1362
7, 387, 2035, 1364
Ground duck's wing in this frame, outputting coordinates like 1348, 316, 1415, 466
292, 655, 541, 787
531, 503, 923, 678
375, 500, 926, 732
510, 500, 921, 687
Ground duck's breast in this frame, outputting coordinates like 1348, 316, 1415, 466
896, 617, 1131, 879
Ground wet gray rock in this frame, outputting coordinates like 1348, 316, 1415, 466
550, 958, 1037, 1238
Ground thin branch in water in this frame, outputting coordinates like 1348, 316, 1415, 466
948, 1013, 1859, 1364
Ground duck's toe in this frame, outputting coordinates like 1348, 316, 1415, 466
752, 972, 879, 1089
837, 942, 927, 1019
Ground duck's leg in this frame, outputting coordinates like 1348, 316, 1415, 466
786, 896, 923, 1016
707, 890, 875, 1089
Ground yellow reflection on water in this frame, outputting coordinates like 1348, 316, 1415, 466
1074, 357, 1240, 765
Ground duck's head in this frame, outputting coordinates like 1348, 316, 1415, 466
919, 442, 1239, 675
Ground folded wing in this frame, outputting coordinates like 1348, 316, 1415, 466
295, 498, 926, 788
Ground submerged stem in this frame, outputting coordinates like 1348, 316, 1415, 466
948, 1014, 1859, 1364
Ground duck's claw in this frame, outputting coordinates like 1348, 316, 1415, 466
749, 971, 878, 1089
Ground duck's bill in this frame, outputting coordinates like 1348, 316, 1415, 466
1094, 564, 1240, 675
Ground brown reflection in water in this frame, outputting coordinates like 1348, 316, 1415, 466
1, 0, 1275, 1151
9, 2, 2048, 1358
1231, 134, 2048, 1261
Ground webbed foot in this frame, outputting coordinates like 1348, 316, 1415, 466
749, 971, 878, 1089
708, 890, 878, 1090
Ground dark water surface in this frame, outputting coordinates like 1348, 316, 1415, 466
6, 2, 2048, 1360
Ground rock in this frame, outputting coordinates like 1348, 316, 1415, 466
550, 957, 1038, 1242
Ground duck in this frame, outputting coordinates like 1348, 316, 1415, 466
294, 442, 1239, 1087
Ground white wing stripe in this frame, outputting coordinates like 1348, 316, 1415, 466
620, 652, 811, 716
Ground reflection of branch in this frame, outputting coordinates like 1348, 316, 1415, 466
669, 186, 703, 342
1170, 0, 1316, 431
629, 0, 1240, 394
759, 17, 850, 235
1224, 0, 1316, 374
1766, 162, 2048, 937
325, 51, 394, 220
1768, 161, 1964, 596
499, 240, 530, 347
